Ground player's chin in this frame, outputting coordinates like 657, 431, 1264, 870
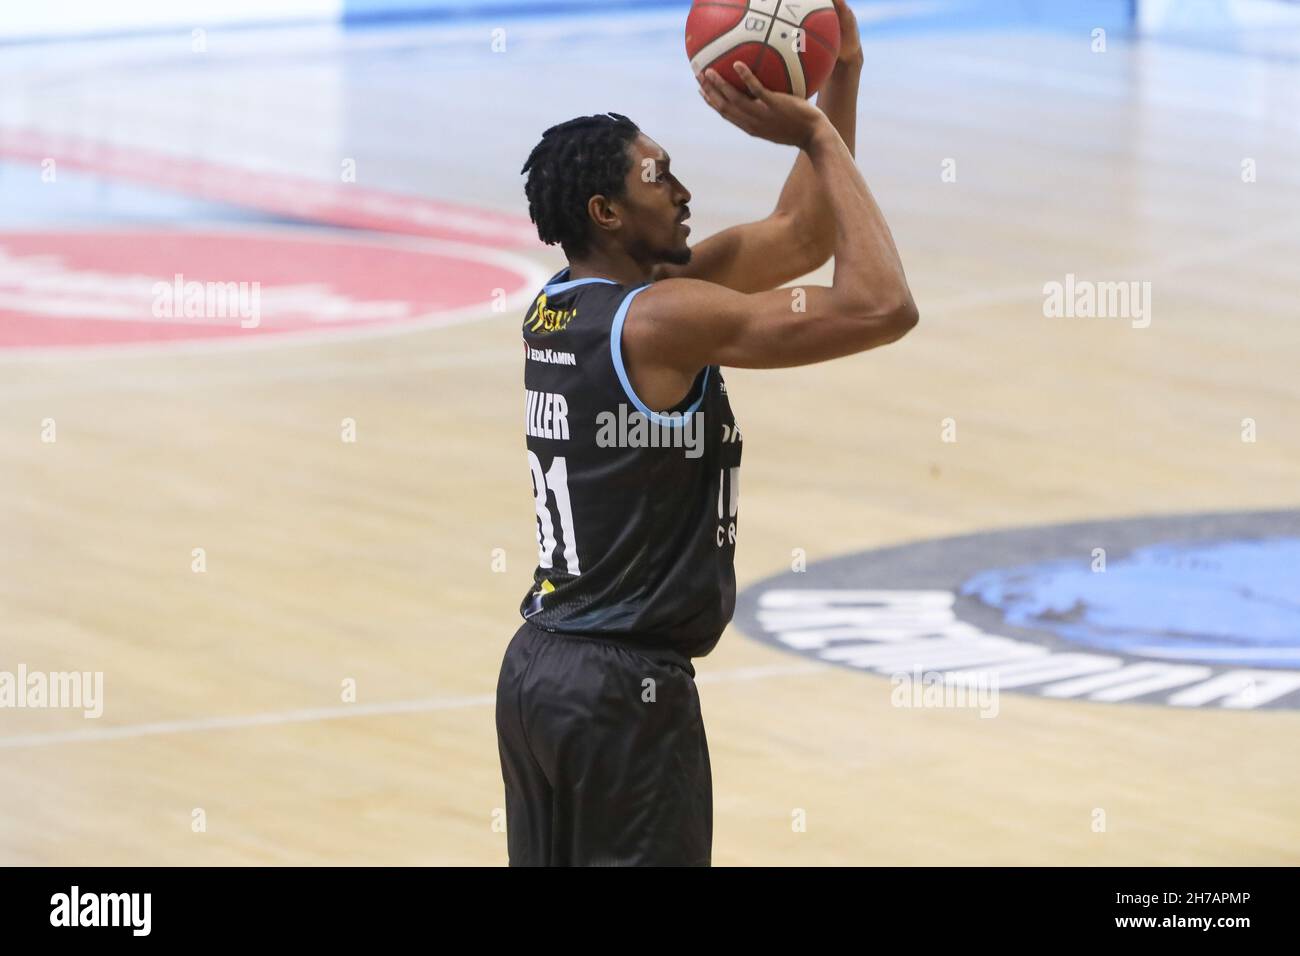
662, 241, 692, 267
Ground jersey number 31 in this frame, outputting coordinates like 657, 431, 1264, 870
528, 451, 580, 574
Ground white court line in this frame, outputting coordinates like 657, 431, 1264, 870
0, 661, 829, 750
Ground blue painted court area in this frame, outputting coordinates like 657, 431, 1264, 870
962, 539, 1300, 668
340, 0, 1137, 35
333, 0, 1300, 64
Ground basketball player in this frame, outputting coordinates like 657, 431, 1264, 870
497, 0, 915, 865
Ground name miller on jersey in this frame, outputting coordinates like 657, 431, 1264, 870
525, 388, 569, 440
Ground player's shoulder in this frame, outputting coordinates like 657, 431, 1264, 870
639, 273, 733, 301
631, 274, 740, 330
624, 276, 690, 329
619, 276, 741, 373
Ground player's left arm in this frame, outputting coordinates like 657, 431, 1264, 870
652, 0, 862, 293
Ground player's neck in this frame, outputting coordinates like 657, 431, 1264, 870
566, 251, 651, 288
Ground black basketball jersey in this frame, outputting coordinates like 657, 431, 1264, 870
519, 266, 743, 660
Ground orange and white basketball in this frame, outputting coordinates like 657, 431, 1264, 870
685, 0, 841, 100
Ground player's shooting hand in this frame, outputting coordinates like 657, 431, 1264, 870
696, 62, 829, 150
831, 0, 862, 65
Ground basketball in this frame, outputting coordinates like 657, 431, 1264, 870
686, 0, 841, 99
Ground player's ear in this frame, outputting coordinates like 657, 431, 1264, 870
587, 194, 622, 234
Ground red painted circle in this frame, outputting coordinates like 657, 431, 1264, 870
0, 229, 537, 351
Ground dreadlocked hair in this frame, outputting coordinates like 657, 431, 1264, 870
520, 112, 641, 259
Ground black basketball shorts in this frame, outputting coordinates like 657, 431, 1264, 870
494, 620, 712, 866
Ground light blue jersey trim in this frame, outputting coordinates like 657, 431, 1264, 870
609, 284, 709, 428
543, 267, 619, 296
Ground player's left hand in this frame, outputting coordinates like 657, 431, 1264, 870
697, 62, 829, 149
830, 0, 862, 65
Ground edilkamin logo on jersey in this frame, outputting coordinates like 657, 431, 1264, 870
595, 405, 704, 459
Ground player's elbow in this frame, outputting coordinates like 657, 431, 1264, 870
852, 297, 918, 349
887, 298, 919, 338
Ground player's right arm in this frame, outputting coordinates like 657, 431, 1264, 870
627, 63, 917, 373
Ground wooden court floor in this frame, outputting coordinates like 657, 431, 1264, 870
1, 15, 1298, 864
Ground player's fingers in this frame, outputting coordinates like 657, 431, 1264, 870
733, 59, 759, 98
697, 76, 733, 117
700, 69, 766, 134
704, 67, 747, 108
731, 61, 767, 99
699, 86, 758, 134
695, 74, 713, 103
696, 85, 724, 116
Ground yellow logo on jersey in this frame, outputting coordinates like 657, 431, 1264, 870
526, 292, 577, 334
